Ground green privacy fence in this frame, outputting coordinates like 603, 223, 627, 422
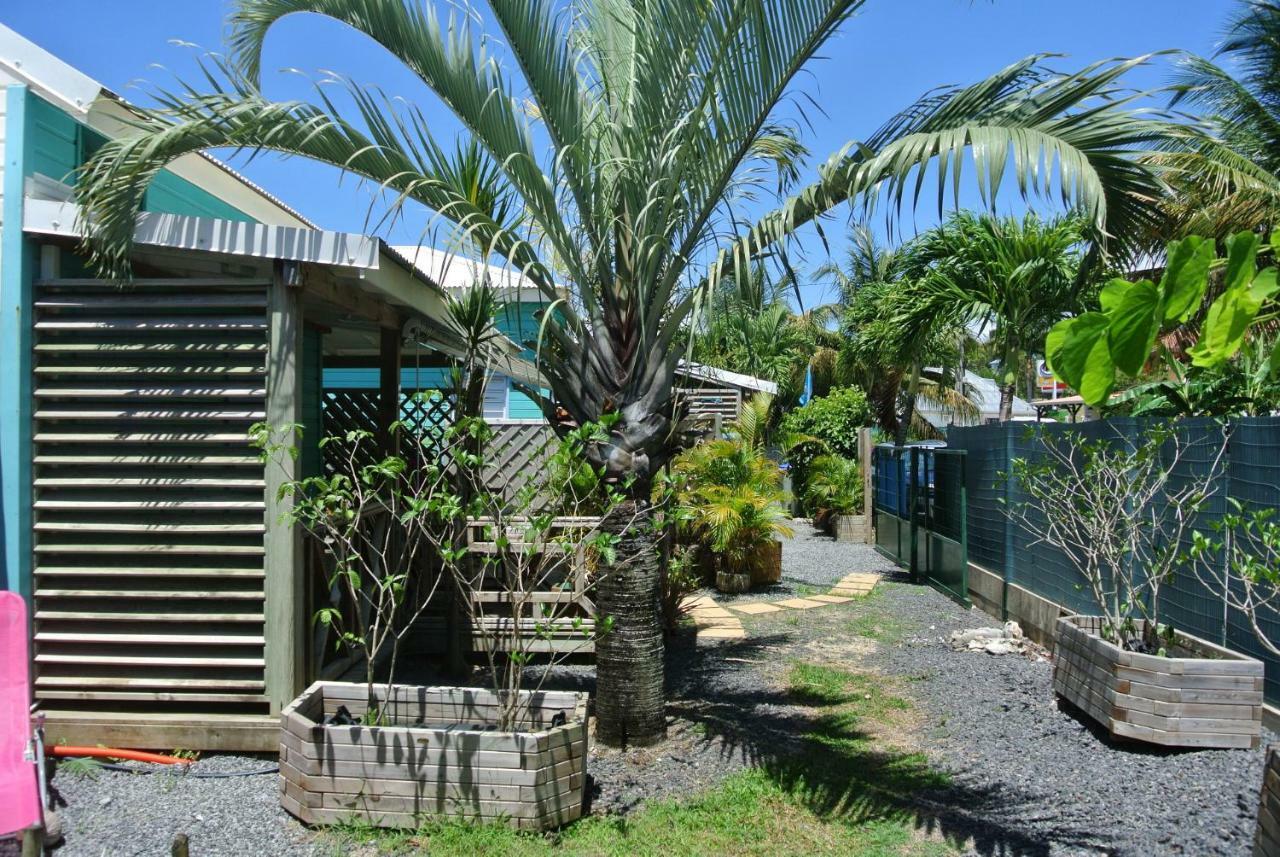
872, 444, 970, 606
948, 416, 1280, 705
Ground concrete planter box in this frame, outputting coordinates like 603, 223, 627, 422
1053, 615, 1263, 749
1256, 744, 1280, 856
830, 514, 869, 543
279, 681, 589, 830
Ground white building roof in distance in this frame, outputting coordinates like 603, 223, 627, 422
676, 361, 778, 395
391, 244, 561, 300
916, 369, 1035, 429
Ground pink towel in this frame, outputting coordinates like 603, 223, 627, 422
0, 592, 39, 837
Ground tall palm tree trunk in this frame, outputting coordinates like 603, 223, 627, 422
594, 496, 666, 747
894, 360, 923, 447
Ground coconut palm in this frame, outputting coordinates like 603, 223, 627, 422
910, 212, 1086, 421
76, 0, 1179, 746
1151, 1, 1280, 241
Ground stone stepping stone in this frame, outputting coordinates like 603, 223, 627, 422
698, 627, 747, 640
726, 602, 785, 615
808, 594, 853, 604
773, 598, 825, 610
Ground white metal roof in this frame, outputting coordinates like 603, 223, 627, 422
916, 368, 1035, 429
676, 361, 778, 395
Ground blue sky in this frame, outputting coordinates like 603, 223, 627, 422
2, 0, 1241, 306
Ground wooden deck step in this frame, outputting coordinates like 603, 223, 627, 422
35, 477, 265, 489
36, 611, 264, 623
35, 317, 266, 331
35, 278, 272, 288
35, 409, 266, 422
35, 588, 263, 600
35, 500, 263, 512
35, 342, 267, 354
35, 454, 259, 466
36, 690, 268, 704
36, 676, 265, 690
35, 544, 265, 556
35, 522, 265, 534
34, 386, 266, 399
35, 294, 268, 309
34, 432, 254, 447
36, 653, 265, 667
35, 566, 264, 578
35, 366, 264, 376
36, 631, 266, 646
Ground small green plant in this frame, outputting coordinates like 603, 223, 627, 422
59, 756, 103, 779
170, 748, 200, 762
1005, 424, 1227, 649
803, 454, 863, 517
1189, 498, 1280, 657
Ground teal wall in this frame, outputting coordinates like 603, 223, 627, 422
1, 86, 34, 597
496, 301, 547, 419
25, 94, 253, 221
1, 89, 261, 597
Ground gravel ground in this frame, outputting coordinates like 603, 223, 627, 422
44, 526, 1272, 856
857, 583, 1273, 857
701, 518, 899, 603
49, 753, 313, 857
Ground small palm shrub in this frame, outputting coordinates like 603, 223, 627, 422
671, 439, 793, 584
804, 455, 863, 523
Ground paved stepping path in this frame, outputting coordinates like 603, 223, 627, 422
689, 572, 882, 641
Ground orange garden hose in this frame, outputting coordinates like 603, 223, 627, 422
51, 746, 193, 765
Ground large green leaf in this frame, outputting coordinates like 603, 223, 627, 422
1191, 267, 1278, 366
1107, 279, 1162, 376
1051, 313, 1115, 404
1097, 278, 1130, 311
1159, 235, 1213, 323
1189, 232, 1273, 367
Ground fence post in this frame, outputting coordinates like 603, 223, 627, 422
1001, 425, 1015, 622
858, 428, 874, 543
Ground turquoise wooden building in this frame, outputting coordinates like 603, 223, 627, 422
0, 25, 537, 750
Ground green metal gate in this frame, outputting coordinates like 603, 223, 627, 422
872, 444, 969, 606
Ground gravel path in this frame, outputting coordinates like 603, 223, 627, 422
702, 519, 899, 603
857, 583, 1273, 856
49, 754, 313, 857
44, 527, 1272, 856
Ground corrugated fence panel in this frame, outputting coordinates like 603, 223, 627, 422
948, 415, 1280, 705
30, 277, 270, 717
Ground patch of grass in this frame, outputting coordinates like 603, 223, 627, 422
318, 664, 959, 857
842, 588, 907, 643
58, 756, 103, 779
782, 613, 801, 627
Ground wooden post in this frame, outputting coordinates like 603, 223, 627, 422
265, 261, 306, 713
858, 428, 874, 544
378, 325, 402, 455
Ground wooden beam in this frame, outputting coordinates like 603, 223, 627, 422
378, 326, 402, 455
302, 265, 400, 329
265, 261, 307, 714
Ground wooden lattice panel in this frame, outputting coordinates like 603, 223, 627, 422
30, 277, 270, 724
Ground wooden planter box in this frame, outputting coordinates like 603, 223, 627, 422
1053, 615, 1263, 749
830, 514, 868, 543
751, 540, 782, 585
1255, 744, 1280, 856
279, 681, 589, 830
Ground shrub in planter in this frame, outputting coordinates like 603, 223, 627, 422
670, 439, 792, 592
260, 410, 632, 829
279, 682, 589, 830
803, 455, 864, 540
1006, 423, 1258, 746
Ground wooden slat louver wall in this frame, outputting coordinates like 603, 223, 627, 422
30, 277, 272, 737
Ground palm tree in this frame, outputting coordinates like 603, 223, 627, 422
910, 212, 1086, 421
1152, 1, 1280, 241
76, 0, 1179, 747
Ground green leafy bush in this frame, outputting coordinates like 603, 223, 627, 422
780, 387, 870, 462
803, 455, 863, 517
